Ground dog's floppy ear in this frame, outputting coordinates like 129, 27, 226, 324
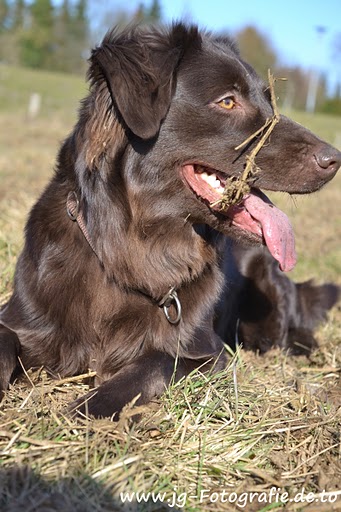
89, 24, 195, 140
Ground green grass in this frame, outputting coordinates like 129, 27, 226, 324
0, 65, 340, 512
0, 63, 87, 122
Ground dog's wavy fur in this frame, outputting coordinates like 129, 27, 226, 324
0, 23, 340, 417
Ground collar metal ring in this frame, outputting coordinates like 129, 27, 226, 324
159, 287, 182, 325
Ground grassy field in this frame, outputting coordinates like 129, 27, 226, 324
0, 64, 340, 512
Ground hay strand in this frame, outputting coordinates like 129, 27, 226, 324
211, 70, 280, 210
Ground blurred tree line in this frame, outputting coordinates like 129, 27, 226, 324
0, 0, 340, 115
0, 0, 88, 72
236, 25, 341, 115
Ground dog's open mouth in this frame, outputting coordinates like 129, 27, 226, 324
182, 164, 296, 272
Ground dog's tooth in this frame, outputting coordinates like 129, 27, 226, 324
200, 172, 210, 182
200, 171, 223, 190
213, 179, 222, 189
206, 174, 218, 187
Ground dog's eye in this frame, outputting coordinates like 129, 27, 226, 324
217, 97, 236, 110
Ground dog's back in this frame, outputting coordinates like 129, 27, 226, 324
215, 242, 340, 354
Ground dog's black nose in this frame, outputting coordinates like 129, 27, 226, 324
315, 146, 341, 176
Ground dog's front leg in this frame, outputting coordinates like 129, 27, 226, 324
69, 349, 223, 419
0, 324, 21, 399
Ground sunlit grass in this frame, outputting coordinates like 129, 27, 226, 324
0, 65, 340, 511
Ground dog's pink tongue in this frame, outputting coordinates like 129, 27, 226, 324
244, 191, 296, 272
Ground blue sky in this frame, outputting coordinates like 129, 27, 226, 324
106, 0, 341, 93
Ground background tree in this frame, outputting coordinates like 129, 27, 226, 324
20, 0, 54, 69
330, 32, 341, 105
0, 0, 9, 33
149, 0, 161, 23
0, 0, 27, 64
0, 0, 337, 115
275, 66, 311, 111
53, 0, 72, 71
134, 2, 147, 23
52, 0, 88, 73
71, 0, 88, 71
236, 25, 278, 80
74, 0, 87, 43
133, 0, 162, 24
12, 0, 25, 29
319, 37, 341, 117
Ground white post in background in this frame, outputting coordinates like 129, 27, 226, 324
27, 93, 42, 120
305, 26, 327, 113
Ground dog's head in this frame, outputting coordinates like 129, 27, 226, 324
78, 23, 341, 273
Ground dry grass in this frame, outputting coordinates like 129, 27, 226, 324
0, 66, 340, 511
0, 346, 340, 511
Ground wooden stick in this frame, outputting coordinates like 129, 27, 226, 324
211, 71, 280, 210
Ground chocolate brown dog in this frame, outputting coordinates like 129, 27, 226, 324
0, 24, 340, 417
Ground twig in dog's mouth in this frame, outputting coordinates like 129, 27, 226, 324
211, 71, 281, 211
